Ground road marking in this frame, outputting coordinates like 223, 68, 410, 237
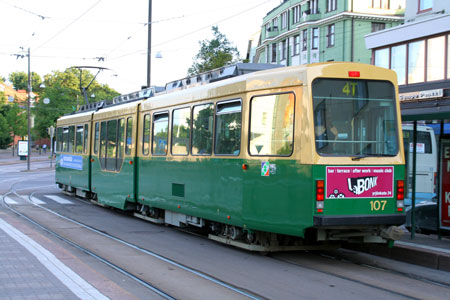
4, 197, 19, 205
45, 195, 73, 204
0, 218, 108, 300
25, 195, 46, 205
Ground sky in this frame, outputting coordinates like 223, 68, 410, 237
0, 0, 281, 94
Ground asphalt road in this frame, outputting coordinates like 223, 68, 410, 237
1, 158, 450, 300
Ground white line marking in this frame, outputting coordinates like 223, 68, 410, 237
0, 218, 109, 300
4, 197, 18, 205
24, 195, 46, 205
45, 195, 73, 204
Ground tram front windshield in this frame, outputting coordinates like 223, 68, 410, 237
312, 78, 398, 157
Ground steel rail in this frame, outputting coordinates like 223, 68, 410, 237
5, 189, 263, 300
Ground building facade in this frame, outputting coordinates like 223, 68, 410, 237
254, 0, 405, 66
365, 0, 450, 119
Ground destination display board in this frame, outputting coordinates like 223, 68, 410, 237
326, 166, 394, 199
440, 140, 450, 230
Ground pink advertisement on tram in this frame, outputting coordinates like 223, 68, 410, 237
326, 166, 394, 199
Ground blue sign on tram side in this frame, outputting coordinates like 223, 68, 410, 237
60, 154, 83, 170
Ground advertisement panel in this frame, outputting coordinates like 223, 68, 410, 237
326, 166, 394, 199
18, 140, 28, 156
440, 140, 450, 230
59, 154, 83, 171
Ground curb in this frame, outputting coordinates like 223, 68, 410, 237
345, 242, 450, 272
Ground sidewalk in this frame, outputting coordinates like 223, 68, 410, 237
0, 148, 54, 166
0, 215, 108, 300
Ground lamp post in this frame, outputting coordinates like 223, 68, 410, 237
27, 48, 31, 171
147, 0, 152, 88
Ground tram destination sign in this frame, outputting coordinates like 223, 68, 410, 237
326, 166, 394, 199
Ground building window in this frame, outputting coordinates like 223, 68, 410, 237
371, 22, 386, 32
271, 18, 278, 31
327, 24, 335, 47
312, 28, 319, 50
309, 0, 319, 14
418, 0, 432, 13
293, 35, 300, 55
427, 36, 445, 82
271, 43, 277, 63
391, 45, 406, 85
327, 0, 337, 12
374, 48, 389, 69
408, 40, 425, 84
302, 30, 308, 51
372, 0, 390, 9
249, 93, 295, 156
281, 12, 288, 30
8, 95, 13, 102
281, 40, 287, 60
292, 5, 301, 24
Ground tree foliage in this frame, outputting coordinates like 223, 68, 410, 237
32, 68, 119, 139
0, 114, 12, 149
188, 26, 240, 76
8, 71, 43, 93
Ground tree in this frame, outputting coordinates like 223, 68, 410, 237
9, 71, 43, 92
0, 114, 12, 149
188, 26, 240, 76
3, 103, 27, 145
32, 68, 119, 139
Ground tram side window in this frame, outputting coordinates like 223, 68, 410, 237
94, 122, 99, 154
117, 118, 125, 170
99, 121, 107, 169
142, 114, 151, 155
192, 103, 213, 155
56, 127, 62, 152
75, 125, 83, 153
215, 100, 241, 156
62, 127, 68, 152
83, 124, 89, 154
171, 107, 191, 155
249, 93, 295, 156
152, 113, 169, 155
68, 126, 75, 153
125, 117, 133, 155
106, 120, 118, 171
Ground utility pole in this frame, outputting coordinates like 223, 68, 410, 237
27, 47, 31, 171
147, 0, 152, 88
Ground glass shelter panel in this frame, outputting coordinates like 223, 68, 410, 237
192, 104, 213, 155
249, 93, 295, 156
312, 79, 399, 156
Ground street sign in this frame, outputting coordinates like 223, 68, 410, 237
440, 140, 450, 230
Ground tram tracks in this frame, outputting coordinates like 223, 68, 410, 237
0, 185, 264, 300
270, 251, 450, 300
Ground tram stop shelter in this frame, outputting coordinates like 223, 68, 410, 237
400, 86, 450, 239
